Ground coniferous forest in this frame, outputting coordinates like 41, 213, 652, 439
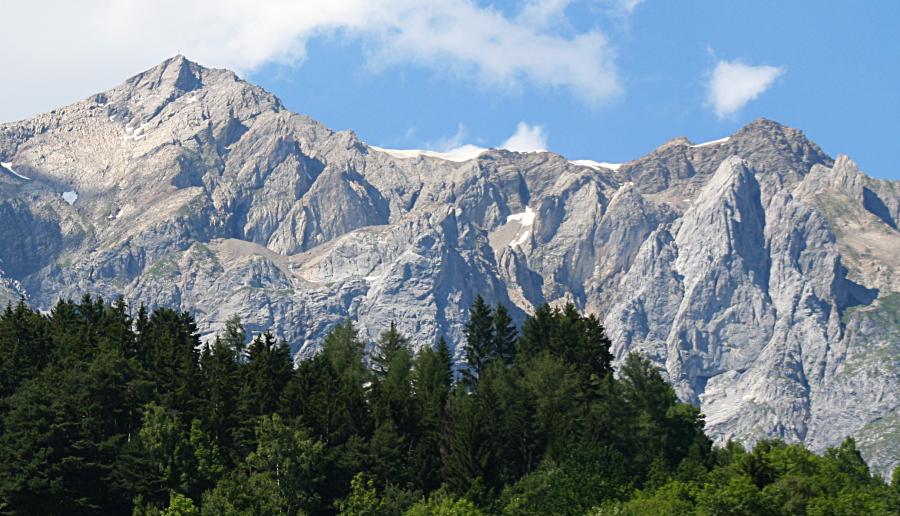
0, 295, 897, 515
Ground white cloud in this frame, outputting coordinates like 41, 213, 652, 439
429, 123, 469, 152
707, 59, 785, 119
517, 0, 574, 30
501, 122, 548, 152
425, 123, 485, 158
376, 120, 549, 157
0, 0, 622, 122
607, 0, 644, 16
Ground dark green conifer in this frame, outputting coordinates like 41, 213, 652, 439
492, 304, 517, 366
462, 296, 495, 387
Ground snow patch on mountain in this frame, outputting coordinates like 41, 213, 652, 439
507, 206, 536, 248
690, 136, 730, 148
62, 190, 78, 205
570, 159, 622, 171
1, 162, 30, 180
507, 205, 535, 226
370, 144, 486, 163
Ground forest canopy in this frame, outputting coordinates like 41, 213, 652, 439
0, 295, 896, 515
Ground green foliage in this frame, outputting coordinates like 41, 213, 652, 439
221, 314, 247, 358
371, 321, 410, 379
198, 336, 240, 464
370, 322, 416, 433
201, 414, 324, 515
695, 474, 773, 515
501, 445, 630, 515
0, 296, 892, 515
338, 473, 382, 515
411, 337, 453, 491
404, 492, 487, 516
282, 320, 371, 446
241, 332, 292, 419
138, 307, 201, 415
162, 491, 199, 516
493, 304, 518, 366
132, 403, 198, 498
0, 299, 51, 398
337, 472, 421, 516
516, 303, 614, 383
618, 352, 709, 480
591, 480, 698, 515
462, 295, 496, 387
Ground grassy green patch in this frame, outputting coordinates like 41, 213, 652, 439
186, 242, 222, 269
876, 291, 900, 321
812, 193, 855, 238
837, 294, 900, 378
146, 255, 180, 278
855, 410, 900, 464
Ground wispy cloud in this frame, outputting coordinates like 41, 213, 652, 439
707, 59, 785, 119
0, 0, 622, 121
607, 0, 644, 16
406, 121, 548, 154
428, 123, 469, 152
501, 122, 548, 152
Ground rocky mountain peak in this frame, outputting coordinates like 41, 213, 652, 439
656, 136, 691, 150
127, 54, 207, 93
120, 55, 261, 100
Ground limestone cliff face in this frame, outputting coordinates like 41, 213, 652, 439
0, 57, 897, 475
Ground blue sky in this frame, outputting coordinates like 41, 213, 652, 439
2, 1, 898, 179
247, 1, 899, 178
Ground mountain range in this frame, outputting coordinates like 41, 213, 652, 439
0, 56, 897, 475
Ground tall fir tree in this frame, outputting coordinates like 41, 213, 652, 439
221, 315, 246, 362
516, 303, 556, 358
285, 320, 372, 445
370, 321, 409, 381
492, 304, 517, 366
0, 299, 51, 399
199, 336, 241, 463
138, 308, 201, 417
462, 296, 495, 388
578, 314, 614, 380
411, 337, 454, 491
239, 332, 293, 421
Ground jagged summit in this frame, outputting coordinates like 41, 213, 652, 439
0, 58, 897, 476
124, 54, 209, 93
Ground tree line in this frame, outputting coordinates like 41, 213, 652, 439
0, 295, 896, 515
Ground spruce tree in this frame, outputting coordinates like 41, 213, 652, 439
0, 299, 51, 399
240, 332, 293, 420
517, 303, 556, 357
412, 337, 454, 491
462, 296, 495, 387
442, 388, 492, 498
492, 304, 517, 366
310, 321, 372, 443
370, 321, 409, 380
199, 337, 241, 462
374, 343, 415, 431
579, 314, 614, 380
221, 315, 246, 361
138, 308, 202, 417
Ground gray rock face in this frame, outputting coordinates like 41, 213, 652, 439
1, 56, 897, 475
